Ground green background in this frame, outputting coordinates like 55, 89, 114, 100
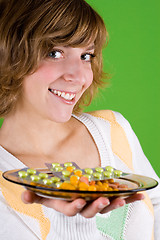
0, 0, 159, 177
85, 0, 160, 176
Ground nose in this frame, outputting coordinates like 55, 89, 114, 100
63, 58, 86, 85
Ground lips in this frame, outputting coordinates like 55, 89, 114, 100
48, 88, 76, 101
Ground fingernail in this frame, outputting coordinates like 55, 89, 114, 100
115, 202, 125, 209
119, 200, 125, 207
98, 201, 110, 209
77, 203, 85, 209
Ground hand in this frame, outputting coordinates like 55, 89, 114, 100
21, 190, 145, 218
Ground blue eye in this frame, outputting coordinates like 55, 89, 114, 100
48, 50, 63, 59
81, 53, 95, 62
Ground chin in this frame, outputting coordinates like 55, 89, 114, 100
48, 111, 73, 123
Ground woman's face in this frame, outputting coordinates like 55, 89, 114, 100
21, 45, 94, 123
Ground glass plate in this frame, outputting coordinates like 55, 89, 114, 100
2, 169, 158, 201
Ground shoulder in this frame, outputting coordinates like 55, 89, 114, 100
86, 110, 132, 130
86, 110, 135, 170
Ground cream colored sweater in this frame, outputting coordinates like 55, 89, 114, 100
0, 110, 160, 240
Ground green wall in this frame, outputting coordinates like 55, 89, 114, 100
0, 0, 159, 177
85, 0, 160, 176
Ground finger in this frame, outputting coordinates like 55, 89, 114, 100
21, 190, 40, 204
100, 193, 145, 214
22, 190, 87, 216
125, 193, 145, 204
80, 197, 110, 218
99, 197, 125, 214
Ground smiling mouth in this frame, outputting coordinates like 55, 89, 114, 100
48, 89, 76, 101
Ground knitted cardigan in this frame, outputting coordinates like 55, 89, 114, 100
0, 110, 160, 240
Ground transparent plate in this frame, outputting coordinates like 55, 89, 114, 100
3, 168, 158, 201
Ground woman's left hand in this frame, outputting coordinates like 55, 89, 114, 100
79, 193, 144, 218
21, 190, 144, 218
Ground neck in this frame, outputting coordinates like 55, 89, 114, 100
0, 110, 77, 157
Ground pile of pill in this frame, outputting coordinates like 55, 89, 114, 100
58, 176, 129, 191
18, 168, 62, 187
46, 162, 123, 181
17, 162, 129, 191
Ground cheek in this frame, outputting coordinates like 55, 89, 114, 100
35, 65, 54, 85
85, 70, 93, 89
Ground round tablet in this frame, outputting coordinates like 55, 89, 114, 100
114, 170, 122, 177
64, 162, 73, 167
55, 182, 63, 188
18, 171, 28, 178
93, 172, 102, 179
39, 173, 48, 179
52, 162, 60, 168
43, 179, 53, 185
74, 169, 83, 177
103, 171, 112, 178
82, 174, 92, 181
84, 168, 93, 175
27, 169, 36, 175
62, 170, 71, 177
95, 167, 104, 173
54, 166, 63, 172
105, 166, 114, 172
30, 175, 40, 182
51, 177, 61, 183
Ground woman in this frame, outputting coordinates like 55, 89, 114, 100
0, 0, 159, 239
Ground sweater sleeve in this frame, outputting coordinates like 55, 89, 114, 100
113, 111, 160, 239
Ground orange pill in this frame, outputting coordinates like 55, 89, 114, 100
97, 181, 103, 186
74, 170, 82, 177
89, 180, 96, 185
66, 166, 74, 172
78, 182, 89, 190
88, 185, 97, 191
70, 175, 79, 185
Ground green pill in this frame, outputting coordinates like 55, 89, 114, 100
51, 177, 61, 183
105, 166, 114, 172
64, 162, 73, 167
27, 168, 36, 175
84, 168, 93, 175
71, 166, 76, 170
55, 182, 63, 188
43, 179, 53, 185
62, 170, 71, 177
39, 173, 48, 179
114, 170, 122, 177
93, 172, 102, 179
18, 171, 28, 178
95, 167, 104, 173
54, 166, 63, 172
83, 174, 92, 181
52, 162, 60, 168
103, 171, 112, 178
30, 175, 40, 182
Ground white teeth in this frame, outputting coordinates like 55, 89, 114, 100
50, 89, 75, 101
57, 91, 61, 96
65, 93, 70, 100
61, 92, 65, 98
70, 94, 75, 99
